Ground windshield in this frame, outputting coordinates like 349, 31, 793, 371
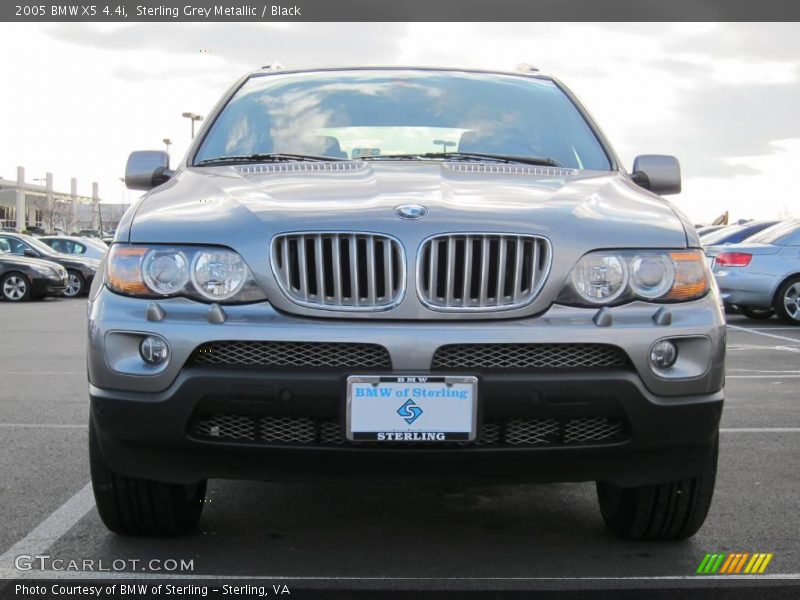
194, 70, 612, 170
747, 221, 800, 244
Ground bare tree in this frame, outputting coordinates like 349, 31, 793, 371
33, 196, 70, 233
97, 203, 128, 232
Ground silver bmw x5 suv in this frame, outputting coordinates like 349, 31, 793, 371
88, 67, 725, 540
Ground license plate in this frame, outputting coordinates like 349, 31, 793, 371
346, 375, 478, 442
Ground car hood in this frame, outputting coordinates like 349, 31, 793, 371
129, 162, 689, 247
44, 253, 101, 270
123, 161, 693, 320
0, 254, 65, 271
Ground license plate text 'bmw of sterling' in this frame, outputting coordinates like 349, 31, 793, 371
346, 376, 478, 442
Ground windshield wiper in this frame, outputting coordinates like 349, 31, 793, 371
361, 151, 562, 167
196, 153, 345, 166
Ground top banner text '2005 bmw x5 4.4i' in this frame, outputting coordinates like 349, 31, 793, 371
87, 66, 724, 540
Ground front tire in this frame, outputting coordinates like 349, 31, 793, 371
90, 419, 206, 536
63, 270, 85, 298
774, 276, 800, 325
1, 272, 32, 301
596, 437, 718, 541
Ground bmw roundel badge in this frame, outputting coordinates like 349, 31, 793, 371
394, 204, 428, 220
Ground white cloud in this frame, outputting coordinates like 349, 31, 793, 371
674, 138, 800, 223
0, 22, 798, 225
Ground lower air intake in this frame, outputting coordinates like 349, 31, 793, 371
432, 343, 629, 370
189, 341, 392, 370
190, 415, 626, 447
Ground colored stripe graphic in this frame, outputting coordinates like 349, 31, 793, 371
719, 553, 736, 574
759, 553, 774, 573
747, 554, 763, 574
734, 553, 750, 574
698, 552, 773, 575
701, 553, 726, 574
696, 554, 712, 574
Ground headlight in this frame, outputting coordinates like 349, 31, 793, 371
558, 249, 708, 306
143, 250, 189, 294
107, 244, 266, 304
33, 265, 58, 276
191, 250, 246, 300
570, 254, 628, 304
629, 255, 674, 299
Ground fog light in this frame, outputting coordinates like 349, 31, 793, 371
650, 340, 678, 369
140, 336, 169, 365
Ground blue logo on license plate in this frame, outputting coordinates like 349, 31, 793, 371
397, 399, 423, 424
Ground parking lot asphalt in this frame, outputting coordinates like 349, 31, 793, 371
0, 298, 798, 596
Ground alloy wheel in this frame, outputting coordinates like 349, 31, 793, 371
784, 282, 800, 321
64, 273, 82, 297
3, 276, 27, 300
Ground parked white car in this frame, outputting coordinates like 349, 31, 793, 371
39, 236, 108, 260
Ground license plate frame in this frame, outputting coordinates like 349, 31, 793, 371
345, 375, 478, 443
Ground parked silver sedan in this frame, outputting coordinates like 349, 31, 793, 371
708, 220, 800, 324
38, 235, 108, 260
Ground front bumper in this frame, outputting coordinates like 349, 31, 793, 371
31, 274, 67, 297
88, 290, 726, 398
91, 368, 723, 487
88, 289, 725, 488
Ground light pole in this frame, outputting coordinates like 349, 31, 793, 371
118, 177, 132, 207
432, 139, 456, 154
181, 112, 204, 139
163, 138, 172, 155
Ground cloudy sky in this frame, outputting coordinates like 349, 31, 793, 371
1, 22, 798, 223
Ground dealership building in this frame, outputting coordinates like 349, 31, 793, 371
0, 167, 129, 233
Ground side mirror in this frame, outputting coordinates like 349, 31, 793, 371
125, 151, 174, 191
631, 155, 681, 195
24, 249, 38, 258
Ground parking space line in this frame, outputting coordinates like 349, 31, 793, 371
727, 345, 800, 352
727, 375, 800, 379
727, 344, 800, 352
0, 423, 87, 429
721, 428, 800, 433
729, 369, 800, 373
0, 482, 94, 578
727, 325, 800, 344
0, 371, 84, 375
